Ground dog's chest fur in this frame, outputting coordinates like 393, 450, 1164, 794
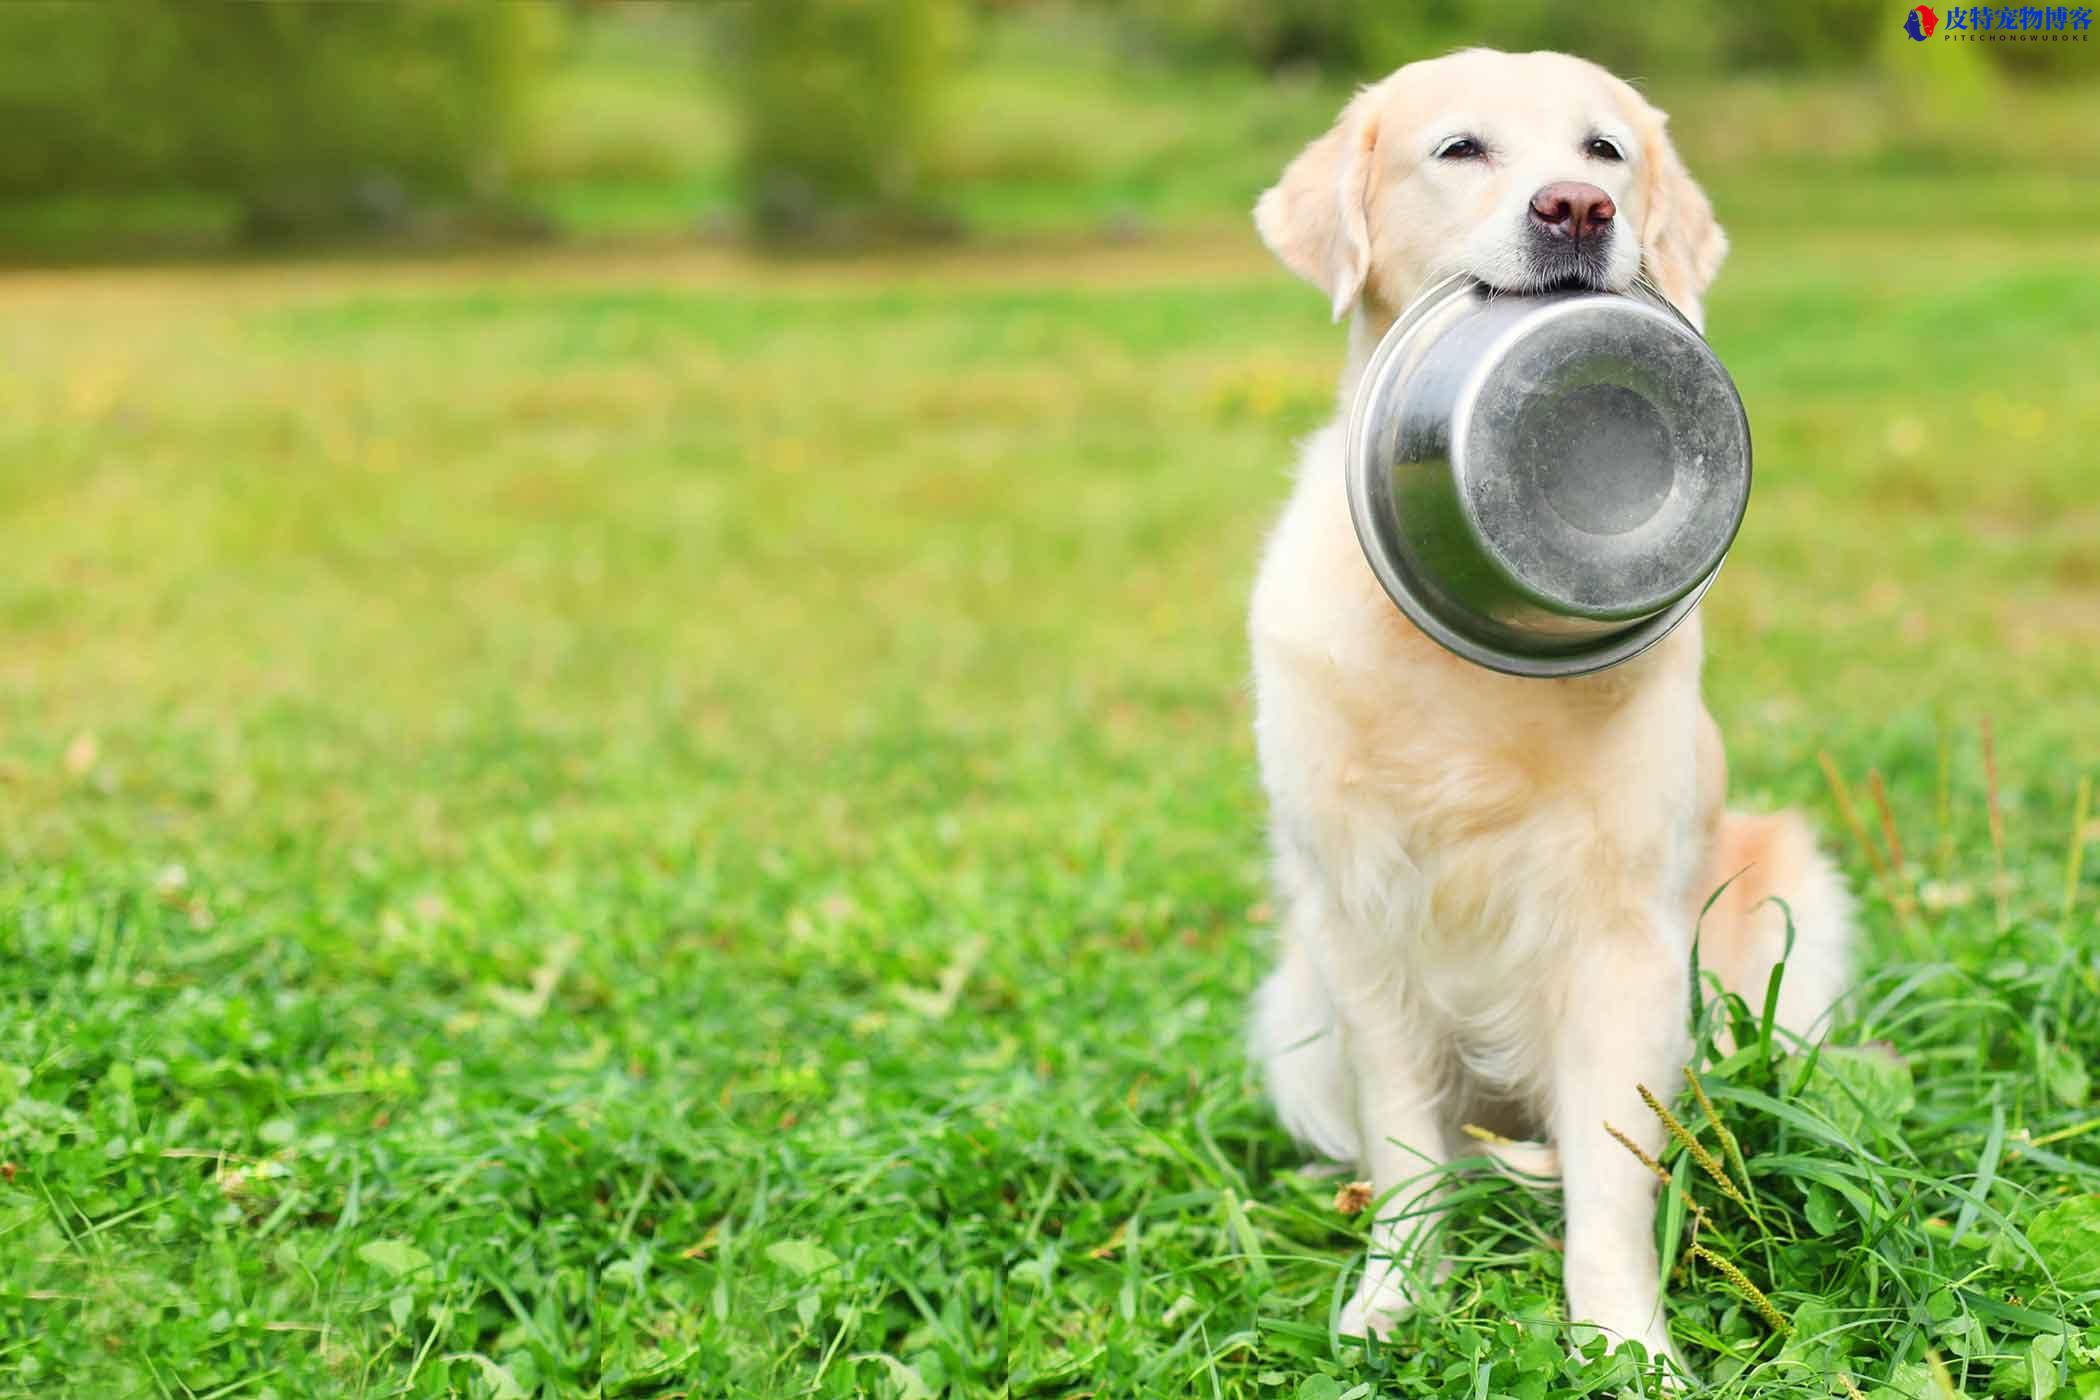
1251, 425, 1710, 1100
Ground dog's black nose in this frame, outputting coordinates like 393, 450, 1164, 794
1529, 181, 1615, 240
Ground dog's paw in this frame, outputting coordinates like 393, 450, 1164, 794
1459, 1125, 1561, 1189
1484, 1139, 1560, 1186
1336, 1258, 1414, 1339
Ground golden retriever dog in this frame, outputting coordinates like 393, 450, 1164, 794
1246, 49, 1852, 1364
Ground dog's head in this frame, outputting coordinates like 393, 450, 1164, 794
1256, 49, 1725, 329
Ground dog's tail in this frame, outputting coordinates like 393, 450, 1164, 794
1694, 809, 1854, 1043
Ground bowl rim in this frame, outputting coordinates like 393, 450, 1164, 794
1344, 273, 1744, 680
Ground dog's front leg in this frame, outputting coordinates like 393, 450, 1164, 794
1323, 962, 1449, 1339
1553, 915, 1689, 1369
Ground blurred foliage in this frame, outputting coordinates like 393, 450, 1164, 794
1727, 0, 1886, 68
0, 1, 547, 240
0, 0, 2086, 256
1113, 0, 1718, 74
728, 0, 966, 244
1098, 0, 2077, 79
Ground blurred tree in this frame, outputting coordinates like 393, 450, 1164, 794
0, 2, 546, 241
1875, 2, 2002, 145
1974, 24, 2091, 81
1110, 0, 1715, 72
1719, 0, 1885, 69
1096, 0, 1927, 75
732, 0, 963, 244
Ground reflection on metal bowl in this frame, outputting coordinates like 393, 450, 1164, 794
1346, 274, 1752, 678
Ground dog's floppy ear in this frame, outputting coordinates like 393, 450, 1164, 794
1255, 89, 1382, 323
1632, 100, 1726, 328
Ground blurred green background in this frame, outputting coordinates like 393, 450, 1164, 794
0, 0, 2093, 253
3, 2, 2098, 1396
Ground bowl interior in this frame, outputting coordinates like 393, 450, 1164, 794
1454, 297, 1750, 622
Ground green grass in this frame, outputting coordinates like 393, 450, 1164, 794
5, 16, 2100, 1399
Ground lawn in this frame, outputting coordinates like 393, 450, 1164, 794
5, 27, 2100, 1400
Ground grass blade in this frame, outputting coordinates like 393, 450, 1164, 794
2064, 773, 2091, 921
1936, 715, 1956, 881
1983, 716, 2009, 931
1821, 751, 1917, 938
1758, 896, 1798, 1068
1869, 768, 1908, 873
1948, 1099, 2004, 1247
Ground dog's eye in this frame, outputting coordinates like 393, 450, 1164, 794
1584, 136, 1625, 162
1434, 136, 1486, 162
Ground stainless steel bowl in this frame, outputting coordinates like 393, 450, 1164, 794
1346, 274, 1751, 678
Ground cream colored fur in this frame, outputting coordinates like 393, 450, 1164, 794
1245, 49, 1851, 1367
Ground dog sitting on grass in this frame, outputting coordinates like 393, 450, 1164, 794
1244, 48, 1853, 1365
